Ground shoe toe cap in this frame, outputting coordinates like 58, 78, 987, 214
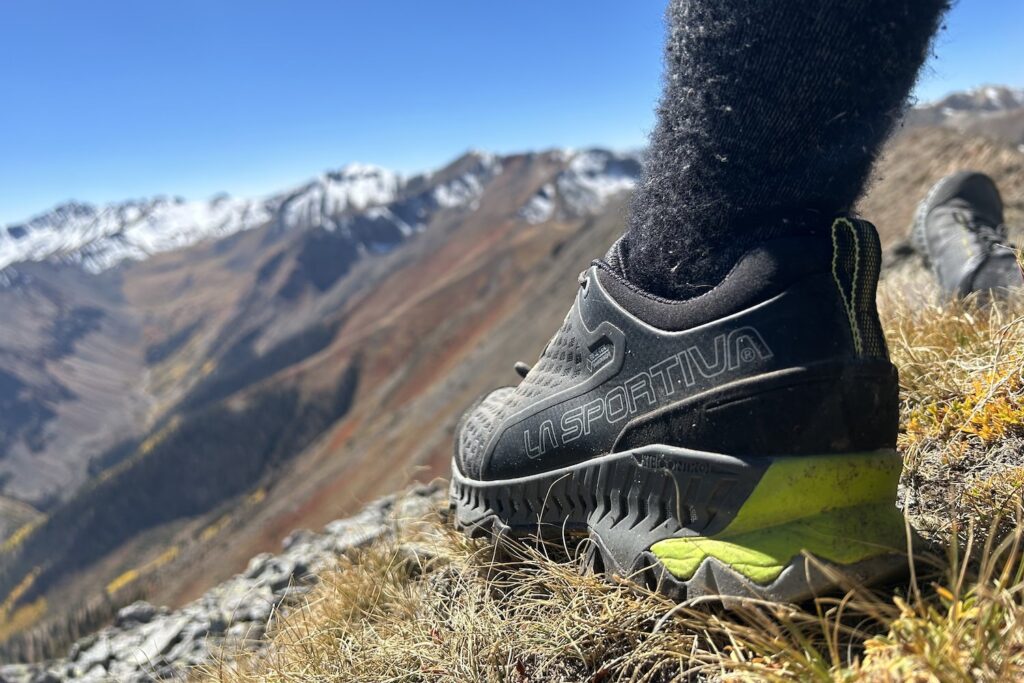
454, 386, 516, 479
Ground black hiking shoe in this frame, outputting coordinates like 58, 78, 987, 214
912, 171, 1023, 297
450, 218, 907, 603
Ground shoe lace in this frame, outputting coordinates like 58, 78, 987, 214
954, 211, 1012, 255
511, 271, 587, 381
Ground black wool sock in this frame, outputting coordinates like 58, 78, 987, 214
618, 0, 948, 300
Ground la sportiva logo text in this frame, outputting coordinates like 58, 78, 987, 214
524, 327, 772, 458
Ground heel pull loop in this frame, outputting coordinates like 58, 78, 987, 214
830, 217, 887, 359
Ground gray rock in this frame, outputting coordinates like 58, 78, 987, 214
100, 660, 130, 680
283, 535, 338, 574
216, 581, 274, 624
75, 635, 114, 673
116, 600, 158, 627
0, 668, 34, 683
274, 584, 312, 601
255, 556, 301, 592
243, 553, 274, 579
226, 621, 264, 642
68, 633, 96, 662
77, 663, 110, 682
282, 528, 315, 551
10, 489, 444, 682
206, 614, 228, 637
0, 664, 36, 683
164, 634, 211, 669
123, 616, 188, 667
395, 482, 443, 518
323, 510, 389, 551
393, 493, 439, 521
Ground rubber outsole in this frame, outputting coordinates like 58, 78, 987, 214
450, 446, 909, 603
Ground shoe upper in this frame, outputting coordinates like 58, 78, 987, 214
455, 218, 899, 482
912, 171, 1023, 296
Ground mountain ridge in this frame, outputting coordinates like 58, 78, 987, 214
0, 149, 640, 278
0, 147, 647, 660
5, 82, 1020, 281
0, 148, 640, 510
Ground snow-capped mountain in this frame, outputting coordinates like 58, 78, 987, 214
2, 196, 275, 274
908, 85, 1024, 137
518, 149, 643, 224
2, 199, 228, 276
272, 152, 505, 251
272, 164, 401, 235
0, 163, 407, 275
921, 85, 1024, 117
0, 149, 640, 276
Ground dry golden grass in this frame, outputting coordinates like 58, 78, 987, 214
203, 278, 1024, 683
201, 511, 1024, 682
882, 274, 1024, 540
203, 524, 707, 682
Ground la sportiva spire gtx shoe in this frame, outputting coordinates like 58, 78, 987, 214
912, 170, 1023, 297
451, 217, 906, 603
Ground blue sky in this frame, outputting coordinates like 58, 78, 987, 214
1, 0, 1021, 224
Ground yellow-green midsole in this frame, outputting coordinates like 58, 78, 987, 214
650, 451, 906, 584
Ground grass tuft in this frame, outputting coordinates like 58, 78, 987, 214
881, 280, 1024, 542
201, 509, 1024, 682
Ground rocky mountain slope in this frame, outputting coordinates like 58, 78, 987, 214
0, 485, 441, 682
0, 149, 639, 511
0, 147, 642, 660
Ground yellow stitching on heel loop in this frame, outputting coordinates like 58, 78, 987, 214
831, 217, 863, 356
